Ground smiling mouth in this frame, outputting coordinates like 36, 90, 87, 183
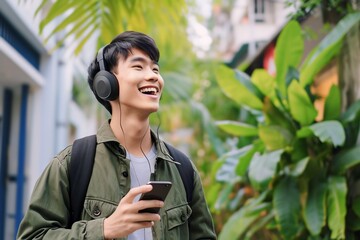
139, 87, 158, 95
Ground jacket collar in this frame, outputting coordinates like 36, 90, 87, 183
96, 120, 177, 164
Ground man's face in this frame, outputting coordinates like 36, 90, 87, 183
113, 48, 164, 116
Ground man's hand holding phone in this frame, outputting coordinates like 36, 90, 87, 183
138, 181, 172, 213
103, 181, 172, 239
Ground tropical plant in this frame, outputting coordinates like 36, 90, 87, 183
213, 11, 360, 239
34, 0, 189, 54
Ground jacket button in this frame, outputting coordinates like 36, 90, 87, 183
181, 214, 186, 222
93, 207, 101, 217
122, 171, 128, 177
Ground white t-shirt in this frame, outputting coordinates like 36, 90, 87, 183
127, 144, 157, 240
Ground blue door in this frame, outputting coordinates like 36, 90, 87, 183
0, 88, 13, 240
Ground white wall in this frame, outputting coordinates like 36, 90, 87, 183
0, 1, 99, 239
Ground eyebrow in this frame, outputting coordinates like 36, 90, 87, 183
129, 56, 159, 65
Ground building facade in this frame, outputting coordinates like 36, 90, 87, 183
0, 1, 97, 239
210, 0, 296, 66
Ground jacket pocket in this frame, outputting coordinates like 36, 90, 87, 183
166, 204, 192, 230
83, 198, 117, 219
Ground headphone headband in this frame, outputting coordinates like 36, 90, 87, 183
97, 46, 106, 70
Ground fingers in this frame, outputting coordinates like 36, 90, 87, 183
133, 220, 154, 229
136, 212, 161, 222
136, 199, 164, 213
122, 185, 153, 203
123, 211, 161, 224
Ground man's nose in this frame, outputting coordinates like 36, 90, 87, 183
145, 68, 158, 81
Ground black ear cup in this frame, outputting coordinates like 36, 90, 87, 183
93, 70, 119, 101
93, 47, 119, 101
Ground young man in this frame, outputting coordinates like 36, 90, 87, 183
17, 31, 216, 239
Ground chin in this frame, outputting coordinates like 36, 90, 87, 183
149, 107, 159, 113
144, 105, 159, 114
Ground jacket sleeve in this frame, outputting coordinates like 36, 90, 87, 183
16, 149, 105, 240
188, 166, 217, 240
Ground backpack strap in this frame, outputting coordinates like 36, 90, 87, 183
164, 142, 194, 204
69, 135, 97, 226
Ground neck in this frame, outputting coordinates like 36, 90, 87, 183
110, 109, 152, 157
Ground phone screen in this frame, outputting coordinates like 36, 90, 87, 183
138, 181, 172, 213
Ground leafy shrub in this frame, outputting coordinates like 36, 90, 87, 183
214, 13, 360, 240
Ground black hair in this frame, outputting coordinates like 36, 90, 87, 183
87, 31, 160, 113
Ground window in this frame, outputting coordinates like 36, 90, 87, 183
254, 0, 265, 22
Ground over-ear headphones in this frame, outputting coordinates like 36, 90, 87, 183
93, 46, 119, 101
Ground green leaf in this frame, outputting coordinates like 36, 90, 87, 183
244, 210, 275, 239
327, 176, 347, 240
248, 150, 283, 190
331, 147, 360, 174
273, 177, 301, 239
216, 145, 253, 183
219, 200, 271, 240
300, 41, 342, 88
323, 85, 341, 121
44, 2, 96, 41
290, 138, 308, 162
214, 64, 263, 110
216, 120, 258, 137
235, 70, 263, 99
74, 26, 97, 55
206, 166, 224, 210
275, 20, 304, 95
341, 99, 360, 124
303, 179, 327, 236
284, 157, 309, 177
263, 98, 296, 132
297, 121, 345, 147
190, 101, 225, 156
236, 142, 263, 176
46, 10, 98, 47
296, 127, 313, 138
228, 188, 246, 211
285, 66, 300, 87
288, 80, 317, 126
311, 121, 345, 147
214, 182, 235, 210
300, 12, 360, 86
39, 1, 83, 33
251, 69, 276, 98
34, 0, 49, 17
259, 125, 293, 151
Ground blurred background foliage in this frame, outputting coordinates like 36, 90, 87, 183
33, 0, 360, 238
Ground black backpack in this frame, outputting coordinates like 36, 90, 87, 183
68, 135, 194, 226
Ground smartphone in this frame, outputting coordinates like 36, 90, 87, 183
138, 181, 172, 213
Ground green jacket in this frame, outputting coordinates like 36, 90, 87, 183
17, 122, 216, 240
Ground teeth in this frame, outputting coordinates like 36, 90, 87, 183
139, 87, 157, 94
